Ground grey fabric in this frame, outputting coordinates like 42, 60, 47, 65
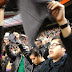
19, 0, 54, 47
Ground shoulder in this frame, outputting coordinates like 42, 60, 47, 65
35, 58, 52, 72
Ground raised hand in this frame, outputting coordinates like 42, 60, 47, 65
47, 1, 65, 22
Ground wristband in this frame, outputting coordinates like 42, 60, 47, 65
60, 20, 70, 29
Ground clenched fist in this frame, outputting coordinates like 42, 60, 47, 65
0, 0, 8, 7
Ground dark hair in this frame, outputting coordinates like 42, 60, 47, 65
29, 46, 42, 57
52, 35, 65, 48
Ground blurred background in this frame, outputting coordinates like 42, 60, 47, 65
3, 0, 72, 33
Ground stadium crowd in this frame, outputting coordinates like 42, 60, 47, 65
0, 1, 72, 72
0, 27, 60, 72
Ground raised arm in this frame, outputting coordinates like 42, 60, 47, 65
0, 0, 8, 56
47, 1, 72, 58
5, 45, 17, 61
47, 1, 71, 38
19, 44, 32, 64
0, 8, 4, 56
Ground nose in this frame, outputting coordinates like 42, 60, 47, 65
32, 60, 34, 63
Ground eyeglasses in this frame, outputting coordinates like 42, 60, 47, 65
48, 43, 61, 49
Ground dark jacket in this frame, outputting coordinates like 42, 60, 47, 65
5, 44, 32, 72
2, 56, 11, 72
58, 33, 72, 72
0, 26, 4, 72
0, 26, 4, 56
35, 59, 51, 72
39, 42, 50, 59
36, 33, 72, 72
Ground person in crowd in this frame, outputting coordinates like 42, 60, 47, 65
5, 44, 25, 72
2, 52, 11, 72
5, 32, 32, 72
4, 33, 10, 45
29, 47, 45, 72
19, 44, 46, 72
35, 39, 43, 48
6, 34, 48, 72
0, 7, 4, 57
13, 32, 21, 42
35, 39, 50, 59
19, 34, 28, 45
0, 8, 4, 72
36, 1, 72, 72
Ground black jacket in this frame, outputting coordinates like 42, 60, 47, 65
39, 42, 50, 59
0, 26, 4, 56
2, 56, 11, 72
59, 33, 72, 72
36, 33, 72, 72
0, 26, 4, 71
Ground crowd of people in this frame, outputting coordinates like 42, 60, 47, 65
0, 1, 72, 72
0, 27, 60, 71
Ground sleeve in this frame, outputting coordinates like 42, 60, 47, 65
0, 26, 4, 56
19, 44, 32, 64
60, 33, 72, 58
6, 45, 17, 61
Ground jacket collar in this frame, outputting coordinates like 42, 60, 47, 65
50, 54, 67, 67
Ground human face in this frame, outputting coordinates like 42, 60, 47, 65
13, 32, 19, 39
49, 39, 65, 59
35, 41, 42, 47
4, 39, 9, 45
29, 54, 41, 65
